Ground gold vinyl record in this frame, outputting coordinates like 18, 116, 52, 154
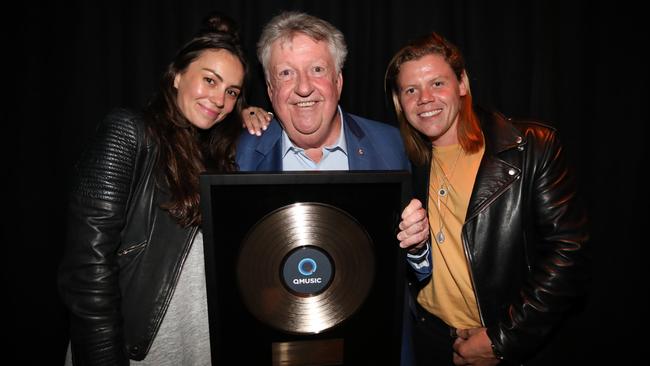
237, 202, 375, 334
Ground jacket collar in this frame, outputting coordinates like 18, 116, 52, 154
343, 112, 380, 170
477, 106, 525, 156
254, 118, 283, 157
465, 107, 524, 221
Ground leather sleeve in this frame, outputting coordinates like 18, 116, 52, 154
58, 109, 142, 365
487, 127, 590, 362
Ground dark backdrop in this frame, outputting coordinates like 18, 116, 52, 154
4, 0, 645, 364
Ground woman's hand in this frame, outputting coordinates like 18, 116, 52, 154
241, 106, 273, 136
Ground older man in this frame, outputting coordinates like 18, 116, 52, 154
236, 11, 430, 366
236, 11, 410, 172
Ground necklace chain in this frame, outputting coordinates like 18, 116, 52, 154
432, 146, 462, 244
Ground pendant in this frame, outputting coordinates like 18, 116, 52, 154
435, 231, 445, 244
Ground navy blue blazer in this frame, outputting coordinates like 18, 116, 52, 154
236, 110, 410, 171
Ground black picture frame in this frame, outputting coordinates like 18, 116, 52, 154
199, 170, 411, 365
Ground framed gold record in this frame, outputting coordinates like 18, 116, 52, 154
199, 171, 410, 365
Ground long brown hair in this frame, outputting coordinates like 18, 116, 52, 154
384, 32, 483, 165
144, 12, 247, 227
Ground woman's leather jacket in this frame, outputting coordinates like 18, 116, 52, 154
410, 108, 589, 363
58, 109, 198, 365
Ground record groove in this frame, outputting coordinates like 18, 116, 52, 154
237, 202, 375, 334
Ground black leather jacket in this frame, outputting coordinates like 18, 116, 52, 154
410, 108, 589, 363
58, 109, 198, 365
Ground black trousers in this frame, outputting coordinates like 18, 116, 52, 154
411, 303, 457, 366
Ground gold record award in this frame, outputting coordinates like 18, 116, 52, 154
236, 202, 375, 334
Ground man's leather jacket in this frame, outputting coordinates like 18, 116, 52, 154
58, 109, 198, 365
410, 108, 589, 363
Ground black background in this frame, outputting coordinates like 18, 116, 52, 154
3, 0, 645, 364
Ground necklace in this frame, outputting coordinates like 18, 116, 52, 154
431, 146, 462, 244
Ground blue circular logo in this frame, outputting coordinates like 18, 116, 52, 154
298, 258, 317, 276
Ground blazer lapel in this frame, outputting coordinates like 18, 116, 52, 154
253, 120, 283, 171
344, 113, 373, 170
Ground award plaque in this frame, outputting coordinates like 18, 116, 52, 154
199, 171, 410, 365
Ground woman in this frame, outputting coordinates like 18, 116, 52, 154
59, 12, 250, 365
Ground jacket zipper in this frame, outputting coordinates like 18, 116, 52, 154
142, 225, 199, 356
117, 241, 148, 256
461, 225, 485, 326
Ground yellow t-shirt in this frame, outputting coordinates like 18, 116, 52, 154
417, 143, 485, 329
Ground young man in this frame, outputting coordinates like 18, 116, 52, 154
385, 32, 589, 365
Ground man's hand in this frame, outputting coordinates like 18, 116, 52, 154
397, 198, 429, 252
452, 327, 501, 366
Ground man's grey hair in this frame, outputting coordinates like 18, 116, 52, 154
257, 11, 348, 81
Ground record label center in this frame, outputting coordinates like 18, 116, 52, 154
282, 246, 333, 295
